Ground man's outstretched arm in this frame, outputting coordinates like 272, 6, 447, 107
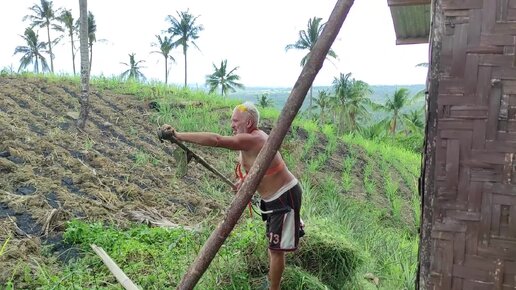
160, 124, 257, 151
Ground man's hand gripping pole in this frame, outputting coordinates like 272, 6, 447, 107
157, 127, 237, 190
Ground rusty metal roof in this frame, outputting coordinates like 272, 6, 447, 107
387, 0, 431, 45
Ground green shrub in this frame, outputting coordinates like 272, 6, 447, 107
290, 227, 362, 289
281, 266, 329, 290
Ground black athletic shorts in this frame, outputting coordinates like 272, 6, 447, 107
260, 183, 302, 251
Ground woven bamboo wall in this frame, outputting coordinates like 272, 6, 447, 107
427, 0, 516, 289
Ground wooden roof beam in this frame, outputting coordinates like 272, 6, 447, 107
387, 0, 430, 7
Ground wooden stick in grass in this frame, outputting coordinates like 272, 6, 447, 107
90, 244, 140, 290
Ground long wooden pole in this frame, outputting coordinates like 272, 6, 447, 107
176, 0, 355, 288
91, 244, 139, 290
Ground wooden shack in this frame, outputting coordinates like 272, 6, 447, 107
387, 0, 516, 289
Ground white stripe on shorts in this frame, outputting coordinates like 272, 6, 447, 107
280, 209, 295, 249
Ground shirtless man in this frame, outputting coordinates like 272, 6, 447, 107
160, 101, 302, 290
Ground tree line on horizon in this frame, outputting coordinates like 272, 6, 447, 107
11, 0, 240, 92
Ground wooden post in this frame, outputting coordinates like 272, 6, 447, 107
417, 0, 442, 289
77, 0, 91, 130
176, 0, 355, 289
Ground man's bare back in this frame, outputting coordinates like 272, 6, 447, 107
237, 130, 296, 199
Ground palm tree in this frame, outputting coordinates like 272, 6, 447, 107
332, 72, 373, 133
23, 0, 59, 73
285, 17, 338, 111
376, 88, 413, 134
358, 120, 389, 140
77, 0, 90, 130
257, 93, 274, 108
401, 107, 425, 135
151, 35, 175, 84
167, 9, 203, 87
312, 89, 332, 124
120, 53, 146, 82
55, 9, 78, 75
14, 27, 50, 73
205, 59, 243, 96
87, 12, 97, 76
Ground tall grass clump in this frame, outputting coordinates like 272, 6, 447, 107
300, 120, 319, 160
321, 124, 337, 155
380, 158, 402, 222
281, 266, 329, 290
299, 177, 319, 219
307, 124, 338, 172
342, 133, 421, 228
343, 134, 420, 192
363, 160, 376, 197
341, 156, 356, 193
300, 173, 419, 289
0, 235, 10, 257
291, 225, 362, 289
326, 198, 418, 289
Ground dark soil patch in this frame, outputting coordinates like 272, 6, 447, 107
168, 197, 196, 213
43, 233, 82, 264
40, 86, 76, 110
58, 122, 72, 130
15, 185, 36, 196
139, 135, 160, 147
323, 143, 351, 172
61, 177, 90, 197
69, 150, 85, 159
295, 127, 309, 141
0, 151, 11, 158
7, 93, 30, 109
7, 155, 25, 164
59, 85, 79, 99
45, 191, 60, 208
89, 115, 135, 147
29, 124, 46, 136
0, 202, 15, 217
14, 212, 42, 235
92, 92, 124, 112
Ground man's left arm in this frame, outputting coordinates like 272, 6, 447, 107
160, 124, 257, 150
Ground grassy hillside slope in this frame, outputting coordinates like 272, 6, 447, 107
0, 74, 421, 289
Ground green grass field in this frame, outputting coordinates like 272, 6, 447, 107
0, 73, 421, 289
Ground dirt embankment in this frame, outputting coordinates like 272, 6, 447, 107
0, 76, 226, 279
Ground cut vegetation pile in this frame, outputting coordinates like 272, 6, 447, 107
0, 74, 421, 289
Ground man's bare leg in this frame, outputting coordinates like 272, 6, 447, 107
268, 249, 285, 290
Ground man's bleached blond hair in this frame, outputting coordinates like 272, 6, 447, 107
234, 101, 260, 126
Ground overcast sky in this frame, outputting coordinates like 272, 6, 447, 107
0, 0, 429, 88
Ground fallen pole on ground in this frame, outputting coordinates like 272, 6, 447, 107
176, 0, 355, 289
91, 244, 140, 290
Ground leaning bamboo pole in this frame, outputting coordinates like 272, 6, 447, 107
91, 244, 139, 290
177, 0, 355, 288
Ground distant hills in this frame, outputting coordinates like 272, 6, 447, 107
227, 84, 426, 111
